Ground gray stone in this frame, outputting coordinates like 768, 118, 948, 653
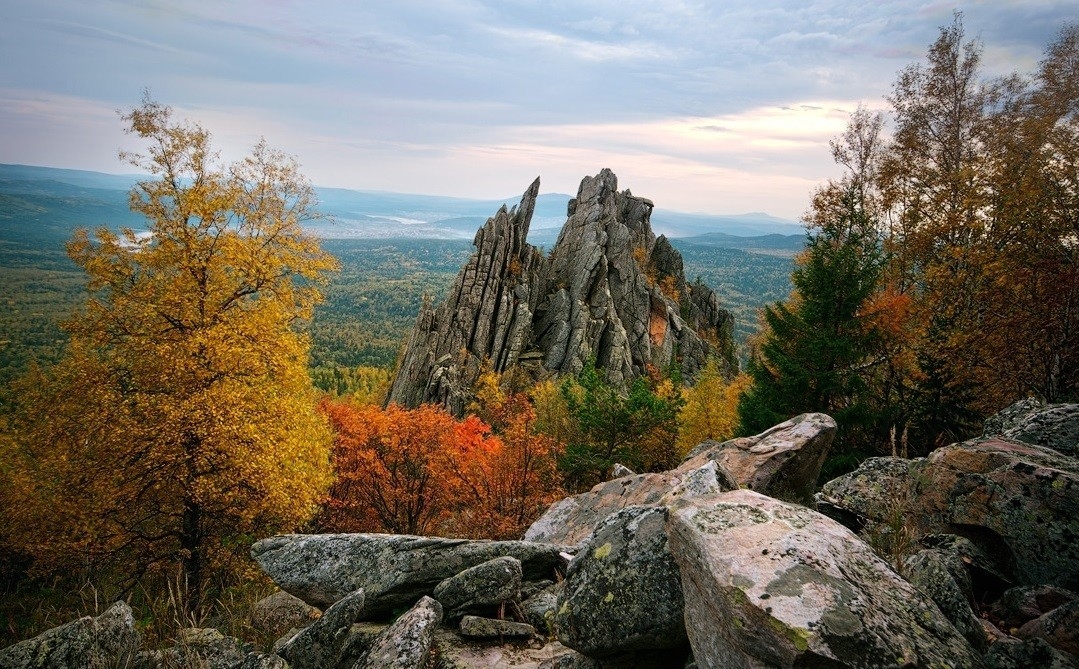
1000, 403, 1079, 458
459, 615, 536, 639
537, 651, 601, 669
433, 556, 522, 620
252, 589, 321, 635
241, 653, 290, 668
353, 596, 442, 669
991, 585, 1079, 631
819, 438, 1079, 591
1017, 599, 1079, 657
983, 397, 1045, 437
0, 601, 139, 669
667, 489, 983, 669
610, 463, 635, 478
985, 637, 1079, 669
555, 506, 686, 658
157, 628, 247, 669
681, 412, 836, 504
251, 533, 568, 616
277, 588, 366, 669
521, 583, 560, 637
903, 549, 987, 651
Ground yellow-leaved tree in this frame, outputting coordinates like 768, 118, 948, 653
1, 97, 336, 612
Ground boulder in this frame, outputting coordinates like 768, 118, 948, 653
354, 596, 442, 669
818, 438, 1079, 591
555, 506, 686, 658
520, 583, 560, 637
903, 549, 987, 651
252, 589, 321, 635
251, 533, 568, 615
982, 397, 1045, 437
276, 588, 366, 669
524, 462, 737, 548
459, 616, 536, 639
155, 628, 247, 669
681, 413, 835, 504
241, 653, 290, 669
433, 555, 522, 620
984, 637, 1079, 669
998, 404, 1079, 458
524, 472, 684, 546
666, 489, 983, 668
0, 601, 139, 669
990, 585, 1079, 631
1016, 599, 1079, 657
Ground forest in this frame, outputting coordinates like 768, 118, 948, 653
1, 15, 1077, 657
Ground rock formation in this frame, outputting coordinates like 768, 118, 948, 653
387, 169, 736, 415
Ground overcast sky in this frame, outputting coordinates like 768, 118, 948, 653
2, 1, 1076, 219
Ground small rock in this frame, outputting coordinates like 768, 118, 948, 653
240, 653, 290, 668
1017, 599, 1079, 657
252, 589, 321, 635
459, 615, 536, 638
903, 549, 987, 651
611, 463, 636, 478
433, 556, 522, 620
991, 585, 1079, 630
984, 637, 1079, 669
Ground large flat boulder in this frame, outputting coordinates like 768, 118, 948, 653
251, 533, 568, 616
818, 438, 1079, 591
667, 490, 983, 669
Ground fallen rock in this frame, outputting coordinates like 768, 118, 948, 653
681, 413, 835, 504
984, 637, 1079, 669
434, 556, 522, 621
354, 596, 442, 669
667, 489, 983, 668
520, 582, 560, 637
903, 549, 987, 651
276, 587, 366, 669
251, 533, 568, 615
1016, 599, 1079, 657
818, 438, 1079, 591
990, 585, 1079, 631
555, 506, 686, 658
252, 589, 321, 635
459, 616, 536, 639
0, 601, 139, 669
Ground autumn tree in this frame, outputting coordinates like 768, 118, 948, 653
0, 97, 336, 612
318, 400, 468, 535
677, 359, 750, 452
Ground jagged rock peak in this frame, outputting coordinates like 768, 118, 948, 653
387, 169, 736, 415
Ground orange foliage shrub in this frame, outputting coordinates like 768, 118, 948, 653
318, 395, 563, 540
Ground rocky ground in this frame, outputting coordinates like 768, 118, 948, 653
4, 401, 1079, 668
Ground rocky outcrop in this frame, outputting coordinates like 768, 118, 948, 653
667, 489, 984, 668
387, 169, 735, 415
433, 555, 522, 621
818, 437, 1079, 592
0, 601, 138, 669
250, 533, 569, 615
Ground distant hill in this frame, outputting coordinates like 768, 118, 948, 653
674, 231, 805, 257
0, 164, 801, 245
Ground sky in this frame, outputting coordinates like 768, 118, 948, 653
2, 1, 1077, 220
